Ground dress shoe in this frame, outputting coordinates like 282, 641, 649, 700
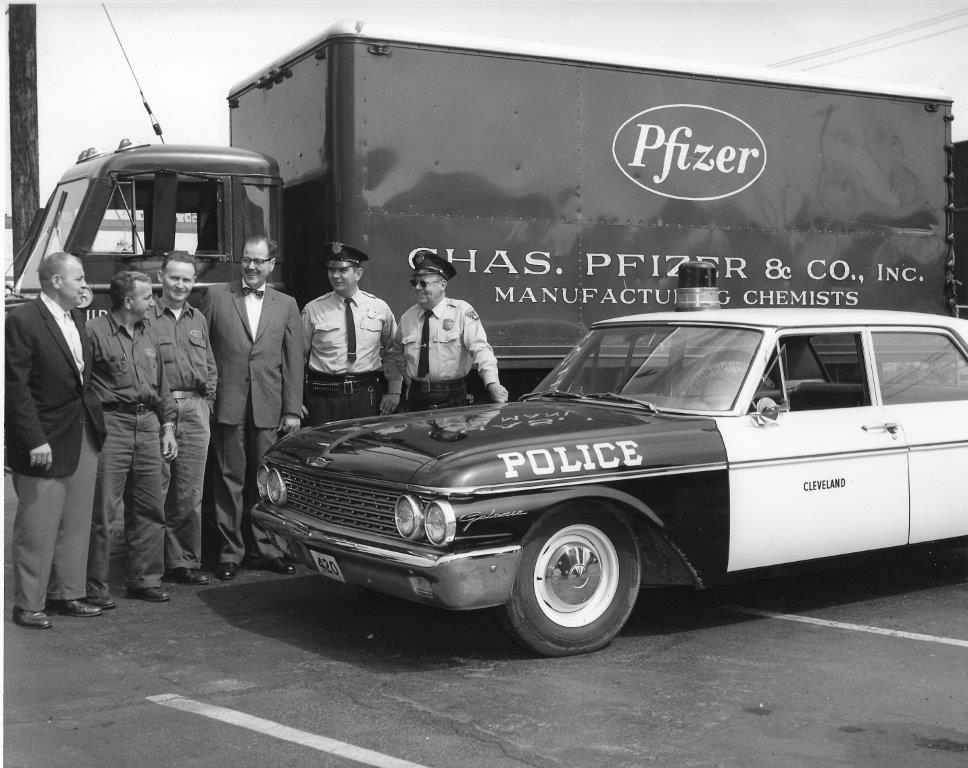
165, 567, 210, 585
84, 595, 117, 610
12, 607, 52, 629
215, 562, 238, 580
48, 599, 102, 617
264, 557, 296, 575
126, 587, 171, 602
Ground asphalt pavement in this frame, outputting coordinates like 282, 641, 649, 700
4, 473, 967, 768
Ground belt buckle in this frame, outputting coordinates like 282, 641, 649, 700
420, 379, 432, 393
343, 380, 354, 396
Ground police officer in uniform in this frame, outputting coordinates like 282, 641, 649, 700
398, 251, 509, 411
302, 242, 403, 424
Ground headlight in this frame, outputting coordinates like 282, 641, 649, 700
424, 500, 456, 546
395, 495, 424, 539
256, 464, 270, 499
266, 467, 287, 505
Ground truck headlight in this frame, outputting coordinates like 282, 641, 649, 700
395, 495, 424, 539
424, 500, 456, 546
256, 464, 270, 499
266, 467, 287, 505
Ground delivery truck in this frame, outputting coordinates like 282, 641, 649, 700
9, 21, 957, 392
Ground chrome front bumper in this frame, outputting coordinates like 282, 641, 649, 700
253, 503, 522, 610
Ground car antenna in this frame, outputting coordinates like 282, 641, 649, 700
101, 4, 165, 143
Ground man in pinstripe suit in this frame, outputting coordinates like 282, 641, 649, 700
5, 252, 106, 629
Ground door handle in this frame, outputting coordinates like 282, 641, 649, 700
862, 422, 900, 438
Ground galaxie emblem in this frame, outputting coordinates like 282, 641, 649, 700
611, 104, 767, 201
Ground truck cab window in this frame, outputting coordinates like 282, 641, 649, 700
90, 175, 224, 255
14, 178, 90, 292
240, 182, 273, 242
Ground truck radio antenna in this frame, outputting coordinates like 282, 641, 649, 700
101, 4, 165, 143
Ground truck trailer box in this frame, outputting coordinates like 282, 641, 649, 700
228, 21, 955, 368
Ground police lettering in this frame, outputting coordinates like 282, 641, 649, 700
498, 440, 644, 479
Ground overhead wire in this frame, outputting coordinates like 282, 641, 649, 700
801, 20, 968, 70
770, 8, 968, 67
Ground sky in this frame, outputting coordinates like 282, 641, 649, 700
2, 0, 968, 218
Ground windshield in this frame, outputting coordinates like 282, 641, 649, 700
14, 178, 90, 291
535, 324, 763, 412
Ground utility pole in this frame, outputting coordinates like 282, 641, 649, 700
8, 4, 40, 256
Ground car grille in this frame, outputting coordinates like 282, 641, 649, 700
276, 466, 411, 536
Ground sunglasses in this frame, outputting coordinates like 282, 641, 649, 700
409, 278, 443, 288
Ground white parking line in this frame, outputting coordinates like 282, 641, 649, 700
723, 605, 968, 648
146, 694, 432, 768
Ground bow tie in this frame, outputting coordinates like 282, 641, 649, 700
242, 286, 264, 298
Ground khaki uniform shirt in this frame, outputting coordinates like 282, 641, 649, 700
86, 312, 176, 424
143, 298, 218, 408
397, 297, 499, 385
302, 290, 404, 394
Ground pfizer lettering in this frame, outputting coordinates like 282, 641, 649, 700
612, 104, 767, 201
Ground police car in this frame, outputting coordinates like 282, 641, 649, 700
254, 305, 968, 656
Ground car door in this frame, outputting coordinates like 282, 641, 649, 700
716, 328, 910, 572
869, 328, 968, 544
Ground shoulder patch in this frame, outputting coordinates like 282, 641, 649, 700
465, 309, 479, 321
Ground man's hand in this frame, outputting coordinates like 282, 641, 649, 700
300, 404, 309, 419
486, 382, 509, 404
380, 393, 400, 415
279, 413, 301, 435
28, 443, 53, 470
161, 428, 178, 462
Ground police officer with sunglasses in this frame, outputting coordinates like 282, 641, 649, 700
397, 251, 508, 411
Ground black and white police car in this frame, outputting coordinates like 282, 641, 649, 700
254, 296, 968, 656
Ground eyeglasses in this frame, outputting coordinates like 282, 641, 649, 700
241, 257, 272, 267
410, 278, 443, 288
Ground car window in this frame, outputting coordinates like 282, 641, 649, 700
872, 332, 968, 404
756, 332, 870, 411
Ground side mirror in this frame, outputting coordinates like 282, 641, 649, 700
751, 397, 781, 427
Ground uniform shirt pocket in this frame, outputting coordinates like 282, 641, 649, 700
312, 323, 343, 358
433, 326, 463, 370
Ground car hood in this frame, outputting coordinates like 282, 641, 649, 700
266, 400, 724, 489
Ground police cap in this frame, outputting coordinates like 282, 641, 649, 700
411, 250, 456, 280
324, 241, 368, 265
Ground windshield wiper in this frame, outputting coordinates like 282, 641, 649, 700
583, 393, 658, 412
520, 389, 583, 402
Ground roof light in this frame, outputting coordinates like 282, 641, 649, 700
117, 138, 133, 151
676, 260, 720, 311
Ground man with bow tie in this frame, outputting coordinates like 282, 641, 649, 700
200, 235, 304, 581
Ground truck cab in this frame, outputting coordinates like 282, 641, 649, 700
8, 142, 283, 317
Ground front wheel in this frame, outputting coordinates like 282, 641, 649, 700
499, 510, 640, 656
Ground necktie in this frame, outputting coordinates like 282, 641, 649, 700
345, 298, 356, 365
417, 310, 432, 378
242, 286, 264, 298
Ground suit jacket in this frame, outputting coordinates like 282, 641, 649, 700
200, 282, 304, 429
4, 298, 106, 477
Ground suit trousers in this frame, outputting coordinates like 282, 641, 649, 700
160, 396, 210, 570
87, 410, 166, 596
11, 420, 99, 611
210, 408, 283, 564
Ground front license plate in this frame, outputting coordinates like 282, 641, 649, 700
310, 550, 345, 583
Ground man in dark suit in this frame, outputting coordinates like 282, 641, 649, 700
200, 235, 304, 580
5, 252, 106, 629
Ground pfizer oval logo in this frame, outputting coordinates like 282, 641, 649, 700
612, 104, 767, 201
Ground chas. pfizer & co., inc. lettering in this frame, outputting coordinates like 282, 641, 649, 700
612, 104, 767, 201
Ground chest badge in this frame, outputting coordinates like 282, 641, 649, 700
366, 308, 376, 319
442, 318, 454, 331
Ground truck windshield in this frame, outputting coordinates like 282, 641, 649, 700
14, 178, 90, 292
535, 324, 763, 412
91, 175, 223, 255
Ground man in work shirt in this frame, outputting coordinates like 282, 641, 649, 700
145, 252, 217, 586
398, 251, 509, 411
86, 271, 178, 606
302, 242, 403, 425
